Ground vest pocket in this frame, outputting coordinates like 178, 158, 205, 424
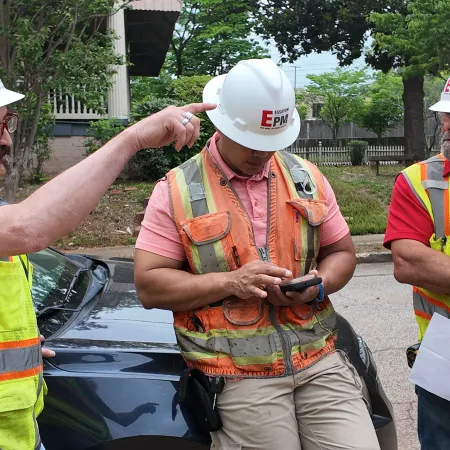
0, 260, 27, 331
190, 301, 277, 372
0, 377, 38, 450
180, 210, 238, 272
0, 377, 38, 414
288, 199, 327, 263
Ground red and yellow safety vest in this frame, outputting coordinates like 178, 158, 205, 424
0, 254, 45, 450
402, 153, 450, 341
167, 145, 337, 378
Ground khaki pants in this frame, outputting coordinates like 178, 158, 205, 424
210, 351, 381, 450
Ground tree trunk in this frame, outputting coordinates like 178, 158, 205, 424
403, 76, 426, 161
4, 167, 19, 203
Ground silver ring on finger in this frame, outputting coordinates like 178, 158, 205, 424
181, 111, 194, 127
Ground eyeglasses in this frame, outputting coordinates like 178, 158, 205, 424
0, 113, 19, 138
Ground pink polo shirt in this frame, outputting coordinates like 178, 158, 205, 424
136, 133, 349, 261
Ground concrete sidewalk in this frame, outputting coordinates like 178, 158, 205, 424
64, 234, 391, 264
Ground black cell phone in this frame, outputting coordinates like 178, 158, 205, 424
280, 275, 322, 293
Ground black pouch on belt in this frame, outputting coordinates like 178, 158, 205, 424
178, 368, 224, 432
406, 343, 420, 368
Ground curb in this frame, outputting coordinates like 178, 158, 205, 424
356, 252, 392, 264
66, 247, 392, 264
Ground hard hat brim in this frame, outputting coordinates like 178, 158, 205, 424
203, 74, 300, 152
0, 88, 24, 108
429, 100, 450, 113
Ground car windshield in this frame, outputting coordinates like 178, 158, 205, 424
29, 248, 90, 311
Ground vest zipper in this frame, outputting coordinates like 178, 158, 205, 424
209, 149, 295, 375
265, 168, 294, 376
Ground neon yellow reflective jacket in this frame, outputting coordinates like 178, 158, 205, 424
0, 255, 46, 450
402, 154, 450, 341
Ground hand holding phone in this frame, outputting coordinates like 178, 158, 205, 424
280, 274, 322, 294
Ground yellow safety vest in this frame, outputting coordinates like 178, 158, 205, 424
402, 153, 450, 341
0, 254, 46, 450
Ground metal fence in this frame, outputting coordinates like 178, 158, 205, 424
287, 144, 440, 166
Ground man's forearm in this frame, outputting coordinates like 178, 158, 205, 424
3, 129, 136, 256
317, 250, 356, 296
137, 268, 235, 311
393, 244, 450, 294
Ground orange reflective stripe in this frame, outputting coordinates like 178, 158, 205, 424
415, 309, 431, 321
0, 365, 42, 382
414, 287, 450, 313
0, 337, 39, 350
445, 187, 450, 236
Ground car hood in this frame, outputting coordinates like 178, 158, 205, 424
50, 258, 179, 351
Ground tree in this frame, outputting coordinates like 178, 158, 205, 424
370, 0, 450, 159
305, 68, 370, 147
167, 0, 268, 78
356, 72, 404, 143
0, 0, 126, 201
254, 0, 434, 160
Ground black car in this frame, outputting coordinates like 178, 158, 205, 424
30, 247, 398, 450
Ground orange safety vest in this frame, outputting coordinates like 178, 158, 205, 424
167, 144, 337, 378
402, 153, 450, 341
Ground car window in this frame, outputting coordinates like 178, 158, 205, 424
29, 248, 89, 310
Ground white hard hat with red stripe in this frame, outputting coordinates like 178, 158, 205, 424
430, 77, 450, 113
202, 58, 300, 152
0, 79, 24, 108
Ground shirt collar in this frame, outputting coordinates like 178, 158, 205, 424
207, 132, 270, 181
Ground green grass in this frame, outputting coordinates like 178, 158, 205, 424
320, 165, 401, 235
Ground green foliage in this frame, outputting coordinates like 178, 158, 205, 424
321, 165, 399, 235
84, 119, 127, 156
167, 0, 268, 77
306, 68, 370, 144
369, 1, 450, 78
347, 140, 368, 166
296, 104, 308, 120
0, 0, 127, 198
130, 73, 174, 107
28, 102, 55, 181
355, 72, 404, 140
86, 74, 219, 182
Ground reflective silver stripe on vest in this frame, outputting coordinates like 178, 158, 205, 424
180, 157, 223, 273
177, 314, 336, 358
279, 152, 318, 272
0, 257, 10, 261
414, 290, 450, 320
0, 344, 40, 374
279, 151, 314, 200
425, 158, 447, 239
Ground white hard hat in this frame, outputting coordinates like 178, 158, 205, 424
0, 79, 24, 108
203, 58, 300, 152
430, 77, 450, 113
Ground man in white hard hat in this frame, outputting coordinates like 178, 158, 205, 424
134, 59, 380, 450
385, 78, 450, 449
0, 77, 215, 450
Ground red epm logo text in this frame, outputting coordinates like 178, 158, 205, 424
260, 108, 289, 129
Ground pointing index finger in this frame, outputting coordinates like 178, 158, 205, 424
181, 102, 217, 115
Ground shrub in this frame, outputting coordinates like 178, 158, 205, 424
84, 119, 127, 156
348, 140, 368, 166
84, 75, 218, 181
